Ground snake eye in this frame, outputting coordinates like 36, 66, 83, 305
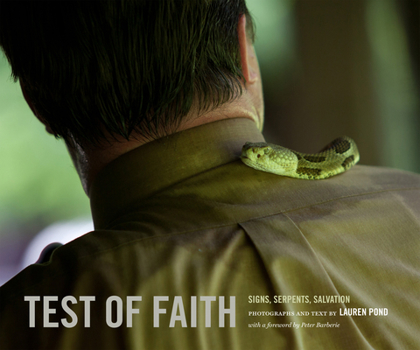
264, 148, 270, 154
257, 154, 261, 158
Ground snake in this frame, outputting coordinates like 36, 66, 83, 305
240, 136, 359, 180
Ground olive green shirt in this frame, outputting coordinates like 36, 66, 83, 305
1, 118, 420, 349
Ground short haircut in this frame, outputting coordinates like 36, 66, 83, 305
0, 0, 255, 146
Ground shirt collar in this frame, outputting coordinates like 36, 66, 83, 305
89, 118, 265, 229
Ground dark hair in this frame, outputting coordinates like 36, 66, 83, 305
0, 0, 255, 146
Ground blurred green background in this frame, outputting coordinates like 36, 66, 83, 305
1, 0, 419, 282
0, 57, 91, 234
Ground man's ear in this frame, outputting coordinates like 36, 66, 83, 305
20, 80, 54, 134
237, 14, 258, 84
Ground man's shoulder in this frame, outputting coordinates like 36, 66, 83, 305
272, 164, 420, 214
319, 164, 420, 201
317, 164, 420, 194
0, 230, 145, 302
347, 164, 420, 183
206, 162, 420, 216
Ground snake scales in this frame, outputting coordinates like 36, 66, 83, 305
240, 136, 359, 180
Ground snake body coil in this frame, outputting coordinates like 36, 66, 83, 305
240, 136, 359, 180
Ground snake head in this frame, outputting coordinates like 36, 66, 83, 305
240, 143, 275, 172
241, 142, 298, 176
241, 142, 272, 161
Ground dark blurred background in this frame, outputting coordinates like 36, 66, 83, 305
1, 0, 419, 284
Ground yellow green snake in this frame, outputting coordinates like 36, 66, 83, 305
240, 136, 359, 180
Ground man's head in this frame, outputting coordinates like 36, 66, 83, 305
0, 0, 256, 147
